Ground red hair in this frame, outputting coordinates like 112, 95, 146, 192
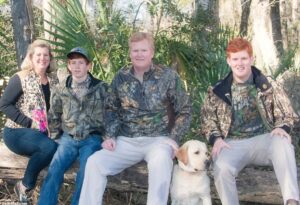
226, 38, 253, 58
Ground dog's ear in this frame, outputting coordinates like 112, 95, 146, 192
176, 145, 188, 165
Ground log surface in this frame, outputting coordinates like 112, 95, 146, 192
1, 143, 299, 204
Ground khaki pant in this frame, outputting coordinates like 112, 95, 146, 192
79, 136, 174, 205
213, 133, 299, 205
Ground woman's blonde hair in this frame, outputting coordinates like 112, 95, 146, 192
21, 39, 57, 73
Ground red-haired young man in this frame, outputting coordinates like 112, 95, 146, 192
201, 38, 299, 205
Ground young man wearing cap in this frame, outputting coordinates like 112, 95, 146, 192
38, 47, 110, 205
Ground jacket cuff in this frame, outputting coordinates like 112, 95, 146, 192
209, 135, 224, 146
279, 125, 291, 134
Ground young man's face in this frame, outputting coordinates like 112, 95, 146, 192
130, 39, 154, 71
227, 50, 254, 83
67, 57, 90, 82
31, 46, 50, 75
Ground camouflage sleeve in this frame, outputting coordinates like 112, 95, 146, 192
103, 77, 121, 139
200, 87, 224, 145
270, 78, 297, 133
168, 72, 192, 142
48, 86, 63, 139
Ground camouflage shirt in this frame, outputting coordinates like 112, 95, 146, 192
229, 78, 267, 138
49, 73, 110, 140
105, 64, 192, 142
201, 66, 297, 145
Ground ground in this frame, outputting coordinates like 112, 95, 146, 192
0, 179, 274, 205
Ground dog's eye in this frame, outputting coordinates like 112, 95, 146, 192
194, 151, 200, 155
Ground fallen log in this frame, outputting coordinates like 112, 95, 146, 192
0, 143, 299, 204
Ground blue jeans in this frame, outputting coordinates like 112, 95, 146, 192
3, 127, 57, 189
38, 133, 102, 205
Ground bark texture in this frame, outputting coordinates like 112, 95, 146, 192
10, 0, 34, 68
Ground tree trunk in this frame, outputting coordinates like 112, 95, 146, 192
10, 0, 34, 68
291, 0, 300, 67
240, 0, 252, 36
270, 0, 284, 57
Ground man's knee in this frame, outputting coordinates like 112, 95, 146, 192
85, 151, 111, 176
147, 145, 173, 164
147, 152, 173, 172
213, 159, 237, 179
85, 152, 99, 169
270, 136, 294, 154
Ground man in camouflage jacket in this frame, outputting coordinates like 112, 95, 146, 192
80, 32, 192, 205
201, 38, 299, 205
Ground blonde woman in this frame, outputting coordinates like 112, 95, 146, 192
0, 40, 58, 203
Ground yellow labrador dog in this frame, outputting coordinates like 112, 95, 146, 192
170, 140, 212, 205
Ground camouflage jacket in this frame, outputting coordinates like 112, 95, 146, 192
105, 64, 192, 142
201, 66, 296, 145
49, 73, 110, 140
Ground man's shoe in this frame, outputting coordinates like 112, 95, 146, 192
14, 181, 29, 203
286, 199, 299, 205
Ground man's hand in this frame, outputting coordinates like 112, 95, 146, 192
102, 138, 116, 151
212, 138, 230, 158
271, 127, 292, 144
163, 138, 179, 159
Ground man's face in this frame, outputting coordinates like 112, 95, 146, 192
67, 57, 90, 82
130, 39, 154, 71
227, 50, 254, 83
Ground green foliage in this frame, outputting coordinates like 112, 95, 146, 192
268, 46, 300, 78
152, 7, 235, 141
0, 14, 17, 77
33, 7, 44, 38
43, 0, 131, 81
96, 8, 132, 77
0, 0, 8, 5
185, 26, 233, 141
43, 0, 102, 73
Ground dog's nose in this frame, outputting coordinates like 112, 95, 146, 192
194, 168, 199, 172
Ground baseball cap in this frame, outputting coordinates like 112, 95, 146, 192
67, 47, 90, 62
